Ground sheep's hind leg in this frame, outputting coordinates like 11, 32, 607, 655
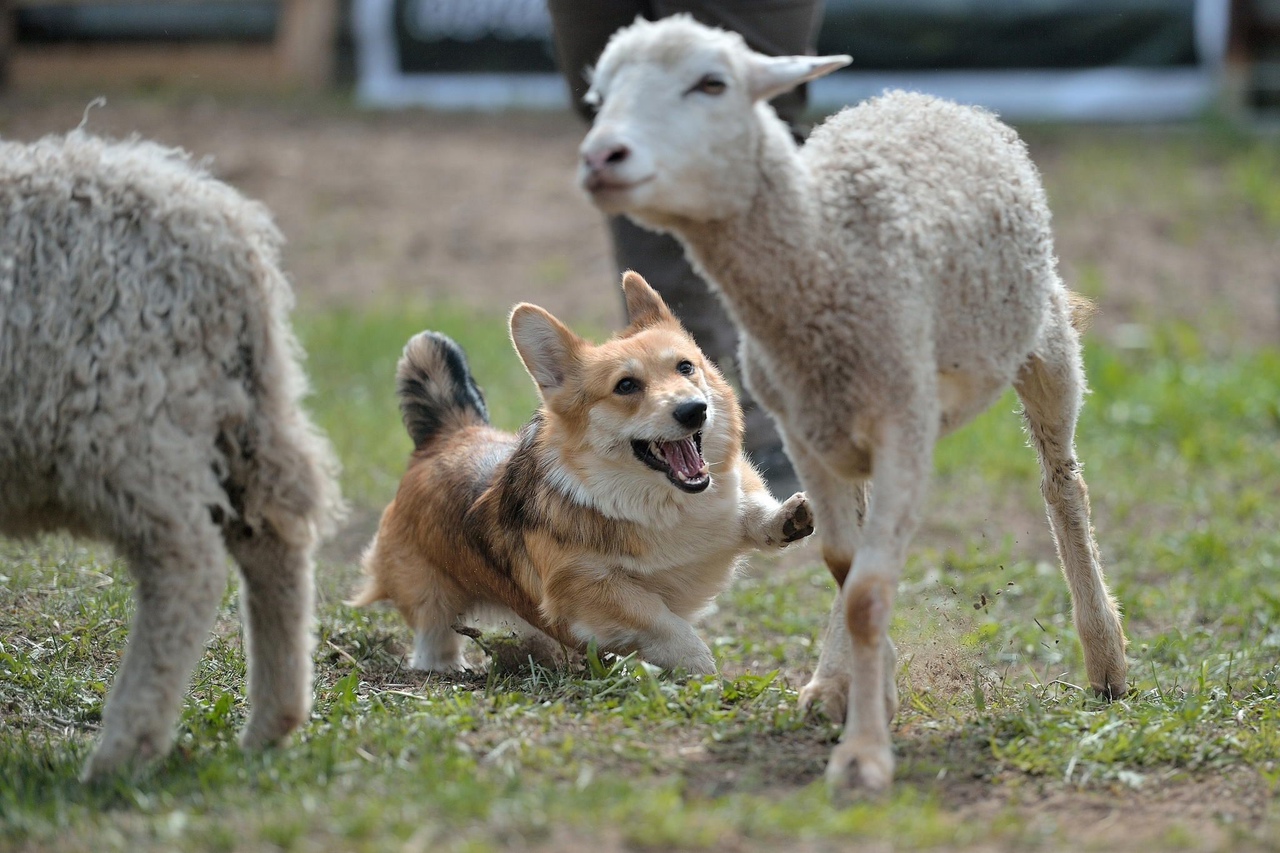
227, 521, 317, 749
82, 510, 230, 781
1015, 310, 1128, 699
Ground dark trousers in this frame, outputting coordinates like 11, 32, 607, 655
546, 0, 824, 489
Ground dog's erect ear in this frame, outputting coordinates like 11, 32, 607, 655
510, 303, 583, 394
622, 270, 677, 330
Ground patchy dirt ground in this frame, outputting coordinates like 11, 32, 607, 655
2, 96, 622, 330
3, 93, 1277, 351
3, 93, 1278, 850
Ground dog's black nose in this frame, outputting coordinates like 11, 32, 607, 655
672, 400, 707, 428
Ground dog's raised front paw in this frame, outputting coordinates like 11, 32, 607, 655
779, 492, 814, 544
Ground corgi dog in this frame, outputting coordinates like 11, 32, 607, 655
351, 272, 812, 675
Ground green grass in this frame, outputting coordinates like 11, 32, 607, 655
3, 305, 1278, 851
298, 302, 541, 506
5, 123, 1280, 849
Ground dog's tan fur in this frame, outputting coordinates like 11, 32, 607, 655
352, 272, 812, 674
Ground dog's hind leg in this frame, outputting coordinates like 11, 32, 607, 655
226, 520, 316, 750
1014, 295, 1128, 699
83, 503, 230, 781
402, 572, 471, 673
411, 619, 468, 672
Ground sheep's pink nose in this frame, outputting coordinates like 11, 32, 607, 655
583, 143, 630, 172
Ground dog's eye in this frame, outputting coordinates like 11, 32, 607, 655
614, 377, 641, 395
677, 360, 695, 376
687, 75, 727, 96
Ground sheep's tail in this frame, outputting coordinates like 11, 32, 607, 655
397, 332, 490, 449
1066, 291, 1097, 334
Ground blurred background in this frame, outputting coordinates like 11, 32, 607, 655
0, 0, 1276, 501
1, 0, 1277, 116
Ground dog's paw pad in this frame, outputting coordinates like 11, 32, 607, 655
781, 494, 814, 543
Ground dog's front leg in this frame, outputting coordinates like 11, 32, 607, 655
739, 485, 814, 550
735, 461, 814, 549
631, 608, 716, 675
543, 567, 716, 674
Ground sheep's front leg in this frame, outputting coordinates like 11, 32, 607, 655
779, 441, 896, 724
801, 592, 898, 725
824, 422, 933, 792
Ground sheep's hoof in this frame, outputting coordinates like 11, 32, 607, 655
825, 739, 894, 792
1085, 645, 1129, 701
80, 731, 161, 783
798, 674, 848, 724
240, 710, 305, 750
780, 493, 814, 543
1092, 677, 1129, 702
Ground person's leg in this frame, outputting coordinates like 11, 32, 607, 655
654, 0, 826, 130
545, 0, 648, 121
609, 218, 738, 366
609, 217, 796, 492
546, 0, 824, 493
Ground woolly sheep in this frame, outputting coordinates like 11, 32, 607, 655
577, 15, 1129, 789
0, 131, 343, 780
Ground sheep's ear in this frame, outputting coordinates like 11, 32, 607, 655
746, 53, 851, 103
621, 270, 676, 329
510, 304, 583, 394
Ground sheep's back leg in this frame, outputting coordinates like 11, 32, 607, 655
823, 418, 934, 791
1014, 308, 1128, 699
225, 521, 317, 748
82, 508, 230, 781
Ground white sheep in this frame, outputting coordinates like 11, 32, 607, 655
0, 131, 344, 780
577, 15, 1129, 789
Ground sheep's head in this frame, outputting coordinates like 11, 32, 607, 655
578, 15, 849, 225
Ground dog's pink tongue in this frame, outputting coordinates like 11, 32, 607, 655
661, 437, 707, 479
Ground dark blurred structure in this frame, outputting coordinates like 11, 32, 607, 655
347, 0, 1233, 120
816, 0, 1202, 70
0, 0, 339, 91
3, 0, 1278, 118
1229, 0, 1280, 110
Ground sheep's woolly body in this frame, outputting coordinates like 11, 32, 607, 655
0, 131, 343, 779
685, 93, 1057, 449
580, 14, 1128, 791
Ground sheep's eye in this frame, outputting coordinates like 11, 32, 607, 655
584, 90, 602, 108
688, 75, 726, 96
676, 360, 695, 376
614, 377, 641, 395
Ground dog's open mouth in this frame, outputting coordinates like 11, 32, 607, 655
631, 433, 710, 493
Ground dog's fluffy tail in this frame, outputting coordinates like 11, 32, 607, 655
397, 331, 490, 449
